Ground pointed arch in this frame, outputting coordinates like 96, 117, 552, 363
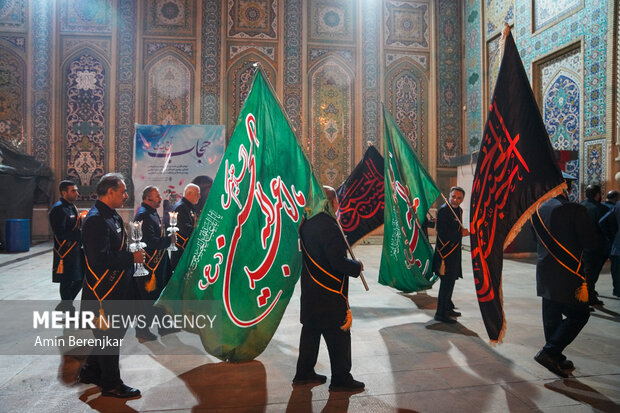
226, 53, 276, 141
385, 59, 429, 165
0, 46, 26, 146
143, 50, 195, 125
62, 48, 110, 197
307, 54, 354, 187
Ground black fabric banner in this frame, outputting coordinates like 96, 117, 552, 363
337, 145, 385, 246
470, 31, 565, 342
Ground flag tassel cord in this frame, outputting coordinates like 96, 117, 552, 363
335, 218, 369, 291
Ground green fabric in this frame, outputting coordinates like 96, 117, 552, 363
157, 69, 325, 361
379, 105, 440, 292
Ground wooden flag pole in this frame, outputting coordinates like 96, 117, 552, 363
335, 219, 369, 291
440, 192, 467, 230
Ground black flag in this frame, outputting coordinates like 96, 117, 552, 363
337, 145, 385, 246
470, 29, 565, 342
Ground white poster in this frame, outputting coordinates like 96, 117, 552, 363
132, 124, 225, 221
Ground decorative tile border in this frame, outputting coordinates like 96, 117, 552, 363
362, 0, 380, 147
584, 138, 606, 187
31, 0, 52, 164
284, 0, 303, 134
200, 0, 222, 125
115, 0, 136, 201
437, 0, 462, 166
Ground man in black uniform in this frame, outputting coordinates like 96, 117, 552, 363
170, 183, 200, 271
191, 175, 213, 218
293, 186, 365, 392
433, 186, 469, 323
603, 190, 619, 209
77, 173, 144, 397
49, 180, 83, 312
134, 185, 176, 340
531, 188, 598, 377
580, 184, 608, 307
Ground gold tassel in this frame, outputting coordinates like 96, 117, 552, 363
575, 282, 588, 303
96, 307, 109, 331
57, 259, 64, 274
340, 309, 352, 331
439, 259, 445, 276
145, 272, 156, 293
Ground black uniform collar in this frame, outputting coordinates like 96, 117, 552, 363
141, 202, 158, 213
59, 197, 74, 207
181, 197, 196, 211
95, 199, 118, 217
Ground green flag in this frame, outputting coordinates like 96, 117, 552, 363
379, 105, 440, 292
157, 69, 325, 361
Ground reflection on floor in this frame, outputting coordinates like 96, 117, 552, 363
0, 242, 618, 412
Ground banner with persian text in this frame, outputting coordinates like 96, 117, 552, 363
132, 124, 225, 215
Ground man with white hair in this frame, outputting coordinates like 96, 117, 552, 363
171, 183, 201, 271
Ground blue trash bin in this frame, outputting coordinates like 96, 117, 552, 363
5, 219, 30, 252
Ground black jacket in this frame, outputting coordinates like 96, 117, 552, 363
299, 212, 361, 328
135, 203, 172, 292
580, 198, 608, 259
534, 195, 598, 305
81, 200, 134, 303
171, 197, 197, 270
432, 203, 463, 280
49, 198, 84, 283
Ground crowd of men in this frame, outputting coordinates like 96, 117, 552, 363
49, 172, 618, 397
49, 174, 202, 397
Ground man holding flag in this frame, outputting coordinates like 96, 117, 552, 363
433, 186, 469, 323
294, 186, 364, 392
531, 184, 598, 377
157, 68, 326, 362
379, 106, 440, 293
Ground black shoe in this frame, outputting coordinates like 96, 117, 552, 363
329, 378, 365, 392
534, 350, 568, 378
136, 329, 157, 342
559, 359, 574, 370
447, 310, 461, 317
101, 383, 141, 398
159, 327, 181, 336
292, 373, 327, 385
75, 369, 100, 386
434, 315, 456, 324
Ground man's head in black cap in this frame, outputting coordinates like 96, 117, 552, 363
606, 190, 619, 205
585, 184, 602, 203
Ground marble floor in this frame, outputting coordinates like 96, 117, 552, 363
0, 241, 618, 412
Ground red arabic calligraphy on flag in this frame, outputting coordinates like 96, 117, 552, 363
157, 69, 325, 361
470, 31, 565, 342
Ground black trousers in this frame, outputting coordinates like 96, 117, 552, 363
81, 326, 127, 390
584, 252, 606, 298
541, 297, 589, 358
435, 275, 456, 317
59, 279, 82, 301
56, 280, 83, 311
295, 324, 352, 384
610, 255, 620, 296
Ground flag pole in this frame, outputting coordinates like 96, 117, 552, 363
440, 192, 467, 229
335, 219, 369, 291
